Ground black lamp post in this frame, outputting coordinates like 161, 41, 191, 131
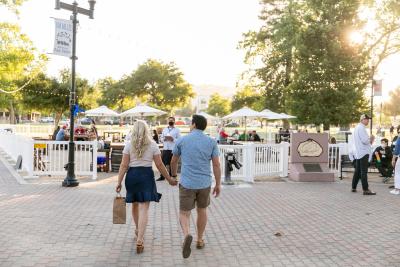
55, 0, 96, 187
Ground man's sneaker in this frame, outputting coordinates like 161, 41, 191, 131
351, 189, 357, 193
390, 189, 400, 195
363, 190, 376, 195
156, 177, 165, 181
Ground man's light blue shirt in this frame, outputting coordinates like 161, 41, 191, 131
173, 129, 220, 189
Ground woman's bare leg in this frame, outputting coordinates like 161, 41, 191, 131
137, 202, 150, 243
132, 203, 139, 236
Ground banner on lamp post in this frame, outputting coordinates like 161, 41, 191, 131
373, 79, 383, 96
53, 18, 72, 57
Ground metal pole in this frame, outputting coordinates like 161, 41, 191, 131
63, 2, 79, 187
370, 65, 374, 135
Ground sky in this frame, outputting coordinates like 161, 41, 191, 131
1, 0, 262, 93
1, 0, 399, 99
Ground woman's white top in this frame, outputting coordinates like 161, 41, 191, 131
123, 140, 161, 167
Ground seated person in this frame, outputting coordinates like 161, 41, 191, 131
251, 130, 261, 142
231, 129, 240, 140
238, 131, 249, 141
374, 138, 393, 182
219, 128, 229, 143
56, 125, 67, 141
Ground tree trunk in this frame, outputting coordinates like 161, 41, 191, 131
9, 100, 16, 124
283, 119, 290, 130
54, 110, 64, 132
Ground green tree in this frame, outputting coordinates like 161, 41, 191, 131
206, 93, 231, 117
96, 77, 136, 112
125, 59, 194, 113
0, 0, 26, 13
21, 70, 93, 129
231, 86, 263, 111
0, 22, 45, 123
383, 87, 400, 118
241, 0, 370, 129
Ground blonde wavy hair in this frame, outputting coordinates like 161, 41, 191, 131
130, 120, 153, 159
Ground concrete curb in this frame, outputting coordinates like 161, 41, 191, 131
0, 151, 27, 185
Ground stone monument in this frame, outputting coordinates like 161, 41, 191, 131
289, 132, 335, 182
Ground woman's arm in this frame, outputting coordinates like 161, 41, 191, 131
154, 154, 177, 186
116, 154, 130, 192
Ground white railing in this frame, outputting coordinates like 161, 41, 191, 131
32, 140, 97, 179
0, 132, 97, 179
217, 142, 289, 183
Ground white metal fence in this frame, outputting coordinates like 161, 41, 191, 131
0, 132, 97, 179
217, 142, 289, 183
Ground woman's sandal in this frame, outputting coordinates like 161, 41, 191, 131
136, 240, 144, 254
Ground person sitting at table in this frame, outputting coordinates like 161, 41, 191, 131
251, 130, 261, 142
152, 130, 159, 144
56, 125, 67, 141
239, 131, 249, 141
219, 128, 229, 144
231, 129, 240, 140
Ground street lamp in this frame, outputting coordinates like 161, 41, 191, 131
55, 0, 96, 187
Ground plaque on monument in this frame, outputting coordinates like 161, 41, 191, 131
297, 139, 323, 157
303, 163, 323, 172
289, 133, 335, 182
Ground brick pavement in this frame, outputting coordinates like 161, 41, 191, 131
0, 165, 399, 266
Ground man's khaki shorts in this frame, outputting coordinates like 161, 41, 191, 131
179, 184, 211, 211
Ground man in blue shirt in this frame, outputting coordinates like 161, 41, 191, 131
171, 114, 221, 259
56, 125, 67, 141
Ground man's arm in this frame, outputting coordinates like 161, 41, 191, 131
212, 156, 221, 197
170, 155, 180, 176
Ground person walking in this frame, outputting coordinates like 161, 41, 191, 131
115, 120, 177, 254
390, 131, 400, 194
352, 114, 376, 195
170, 115, 221, 259
157, 117, 181, 181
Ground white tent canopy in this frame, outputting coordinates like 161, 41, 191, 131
85, 105, 119, 117
198, 111, 218, 120
259, 109, 285, 120
223, 107, 262, 119
121, 104, 167, 117
279, 113, 296, 119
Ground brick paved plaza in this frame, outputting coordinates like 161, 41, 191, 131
0, 159, 399, 267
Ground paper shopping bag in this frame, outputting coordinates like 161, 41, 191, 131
113, 194, 126, 224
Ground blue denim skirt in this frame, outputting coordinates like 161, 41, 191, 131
125, 167, 162, 203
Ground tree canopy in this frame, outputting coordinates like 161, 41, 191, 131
206, 93, 231, 117
240, 0, 398, 128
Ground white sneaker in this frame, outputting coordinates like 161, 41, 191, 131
390, 189, 400, 195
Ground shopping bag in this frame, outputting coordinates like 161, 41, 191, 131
113, 193, 126, 224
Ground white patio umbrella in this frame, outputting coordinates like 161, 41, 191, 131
85, 105, 119, 117
198, 111, 218, 120
279, 113, 296, 119
223, 107, 262, 141
121, 104, 167, 117
259, 109, 286, 120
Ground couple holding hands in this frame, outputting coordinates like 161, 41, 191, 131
116, 115, 221, 258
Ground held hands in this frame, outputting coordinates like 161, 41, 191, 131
115, 183, 122, 193
167, 176, 178, 186
212, 184, 221, 198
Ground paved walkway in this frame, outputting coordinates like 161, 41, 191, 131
0, 164, 399, 266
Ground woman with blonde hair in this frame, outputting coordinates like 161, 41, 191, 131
116, 120, 177, 253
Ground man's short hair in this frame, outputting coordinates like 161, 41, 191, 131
192, 115, 207, 131
381, 138, 389, 144
168, 117, 175, 121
